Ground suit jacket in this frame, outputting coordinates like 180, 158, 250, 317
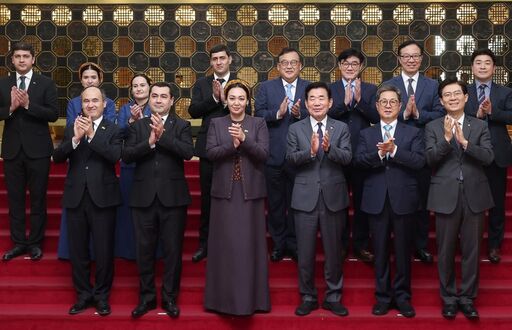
0, 73, 58, 159
465, 82, 512, 167
354, 123, 425, 215
384, 74, 444, 128
206, 115, 269, 200
286, 116, 352, 212
425, 115, 494, 214
52, 118, 122, 209
188, 74, 250, 158
328, 80, 379, 150
122, 112, 194, 208
255, 77, 310, 166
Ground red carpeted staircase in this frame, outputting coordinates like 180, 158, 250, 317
0, 160, 511, 330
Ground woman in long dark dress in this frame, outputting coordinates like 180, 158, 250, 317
204, 80, 271, 315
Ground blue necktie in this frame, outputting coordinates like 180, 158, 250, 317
383, 124, 392, 159
478, 85, 486, 104
317, 122, 324, 159
285, 83, 293, 112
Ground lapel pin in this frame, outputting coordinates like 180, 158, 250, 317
101, 126, 105, 130
244, 129, 248, 133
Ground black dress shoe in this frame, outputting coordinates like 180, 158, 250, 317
192, 248, 207, 263
488, 248, 501, 264
415, 249, 433, 263
372, 302, 390, 316
354, 249, 375, 263
29, 246, 43, 261
322, 301, 348, 317
286, 249, 298, 262
162, 301, 180, 318
295, 301, 319, 316
270, 249, 284, 262
131, 300, 157, 318
397, 301, 415, 318
441, 304, 458, 319
69, 300, 93, 315
2, 246, 26, 261
96, 300, 111, 316
459, 303, 479, 320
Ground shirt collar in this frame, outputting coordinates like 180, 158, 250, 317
310, 115, 327, 129
214, 72, 230, 82
342, 78, 355, 88
380, 119, 398, 129
282, 78, 298, 89
17, 69, 33, 81
401, 71, 420, 83
475, 80, 492, 90
92, 116, 103, 128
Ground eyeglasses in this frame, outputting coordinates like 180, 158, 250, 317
378, 99, 399, 107
340, 61, 361, 68
442, 90, 464, 98
279, 60, 300, 68
399, 54, 422, 61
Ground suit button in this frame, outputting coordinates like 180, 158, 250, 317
85, 166, 89, 170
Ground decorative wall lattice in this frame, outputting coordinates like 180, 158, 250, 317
0, 3, 511, 120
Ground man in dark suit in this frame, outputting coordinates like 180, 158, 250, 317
53, 86, 121, 316
328, 48, 379, 263
384, 40, 445, 264
188, 44, 239, 263
123, 82, 194, 319
355, 84, 425, 318
255, 47, 310, 262
426, 78, 494, 320
287, 82, 352, 317
464, 48, 512, 264
0, 41, 58, 261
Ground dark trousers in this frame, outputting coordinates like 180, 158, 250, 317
295, 193, 345, 303
198, 158, 213, 249
414, 165, 431, 250
368, 197, 413, 304
436, 184, 484, 305
265, 164, 296, 252
485, 162, 507, 249
342, 166, 370, 252
132, 199, 187, 304
67, 189, 116, 302
3, 150, 50, 248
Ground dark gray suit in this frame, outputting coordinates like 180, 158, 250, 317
425, 115, 494, 305
286, 116, 351, 303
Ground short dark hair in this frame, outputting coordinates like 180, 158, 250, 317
11, 41, 35, 57
471, 48, 496, 65
438, 78, 468, 98
305, 81, 331, 99
81, 86, 106, 102
397, 40, 424, 56
376, 84, 402, 102
149, 81, 173, 97
277, 47, 302, 63
337, 48, 365, 65
224, 79, 251, 100
209, 44, 230, 58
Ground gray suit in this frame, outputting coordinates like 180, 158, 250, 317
425, 115, 494, 305
286, 116, 351, 303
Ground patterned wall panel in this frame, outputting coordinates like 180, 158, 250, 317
0, 3, 511, 120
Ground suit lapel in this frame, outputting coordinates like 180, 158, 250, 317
467, 84, 479, 113
462, 116, 472, 142
393, 123, 404, 147
414, 75, 426, 105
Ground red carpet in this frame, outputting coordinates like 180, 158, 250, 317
0, 161, 511, 329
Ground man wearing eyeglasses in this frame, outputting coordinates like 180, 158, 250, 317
329, 48, 379, 263
255, 47, 310, 262
425, 78, 493, 320
464, 49, 512, 264
355, 84, 425, 318
384, 40, 444, 264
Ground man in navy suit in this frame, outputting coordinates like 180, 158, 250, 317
329, 48, 379, 263
255, 47, 310, 262
0, 42, 58, 261
464, 48, 512, 264
384, 40, 444, 263
355, 84, 425, 318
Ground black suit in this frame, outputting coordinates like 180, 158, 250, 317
0, 72, 58, 249
122, 113, 194, 304
53, 118, 122, 303
465, 82, 512, 250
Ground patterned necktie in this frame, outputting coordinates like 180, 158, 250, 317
383, 124, 392, 159
350, 84, 356, 109
478, 84, 486, 104
407, 78, 414, 97
285, 83, 293, 111
317, 122, 324, 158
19, 76, 26, 90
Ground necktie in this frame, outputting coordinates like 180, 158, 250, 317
350, 84, 356, 109
317, 122, 324, 158
407, 78, 414, 97
478, 84, 486, 104
87, 122, 96, 143
19, 76, 26, 90
285, 83, 293, 112
217, 78, 225, 85
383, 124, 392, 159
